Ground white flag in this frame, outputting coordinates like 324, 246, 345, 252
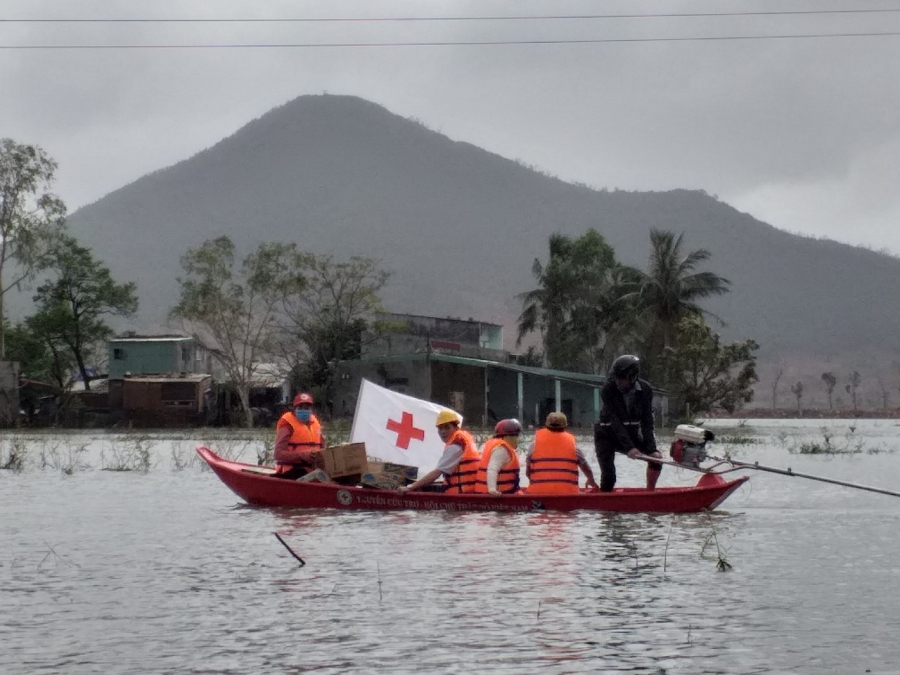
350, 379, 457, 471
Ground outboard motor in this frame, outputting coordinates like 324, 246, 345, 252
670, 424, 715, 468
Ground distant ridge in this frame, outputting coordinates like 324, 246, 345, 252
67, 94, 900, 390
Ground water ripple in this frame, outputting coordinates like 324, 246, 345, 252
2, 429, 900, 673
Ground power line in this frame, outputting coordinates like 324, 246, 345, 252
2, 9, 900, 23
3, 31, 900, 49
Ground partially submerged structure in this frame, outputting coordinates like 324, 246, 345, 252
108, 335, 214, 427
120, 373, 214, 428
334, 313, 670, 428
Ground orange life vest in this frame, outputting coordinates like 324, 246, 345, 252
475, 438, 520, 494
442, 428, 481, 494
526, 428, 580, 494
275, 412, 323, 473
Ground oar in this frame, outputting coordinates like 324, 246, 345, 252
705, 456, 900, 499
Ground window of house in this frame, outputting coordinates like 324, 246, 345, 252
161, 381, 197, 407
113, 348, 126, 360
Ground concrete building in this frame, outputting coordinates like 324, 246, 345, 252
334, 313, 671, 429
119, 373, 214, 428
334, 351, 611, 429
107, 335, 214, 426
108, 335, 211, 380
366, 313, 507, 362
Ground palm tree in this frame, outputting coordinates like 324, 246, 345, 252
516, 233, 587, 370
572, 263, 643, 373
517, 230, 637, 373
638, 229, 731, 368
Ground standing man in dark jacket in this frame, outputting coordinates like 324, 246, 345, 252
594, 355, 662, 492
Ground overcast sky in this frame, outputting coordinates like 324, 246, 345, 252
3, 0, 900, 255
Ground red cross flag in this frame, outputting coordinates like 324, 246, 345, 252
350, 379, 455, 470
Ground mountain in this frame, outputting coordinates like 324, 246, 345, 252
66, 94, 900, 395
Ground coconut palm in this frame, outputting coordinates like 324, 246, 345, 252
517, 229, 637, 373
517, 234, 566, 335
638, 229, 731, 368
572, 263, 643, 373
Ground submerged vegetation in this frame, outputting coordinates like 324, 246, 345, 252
1, 438, 26, 472
700, 514, 733, 572
784, 426, 896, 456
39, 439, 91, 474
0, 429, 275, 474
101, 436, 155, 472
716, 434, 757, 445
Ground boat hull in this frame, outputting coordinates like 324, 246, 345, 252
196, 446, 747, 513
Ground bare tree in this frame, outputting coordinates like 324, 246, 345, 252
875, 375, 890, 410
821, 372, 837, 409
0, 139, 67, 356
771, 368, 784, 409
170, 237, 305, 427
845, 371, 861, 412
790, 381, 804, 413
278, 254, 390, 413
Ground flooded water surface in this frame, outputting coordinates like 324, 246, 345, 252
2, 420, 900, 674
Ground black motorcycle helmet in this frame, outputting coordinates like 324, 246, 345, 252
610, 354, 641, 380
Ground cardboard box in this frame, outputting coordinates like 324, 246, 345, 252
366, 460, 418, 484
314, 442, 368, 478
360, 471, 404, 490
385, 462, 419, 483
333, 474, 362, 486
297, 469, 332, 483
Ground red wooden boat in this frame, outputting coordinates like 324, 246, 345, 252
197, 446, 748, 513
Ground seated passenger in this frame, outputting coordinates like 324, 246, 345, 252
273, 392, 325, 479
526, 412, 599, 494
398, 409, 481, 494
475, 418, 522, 496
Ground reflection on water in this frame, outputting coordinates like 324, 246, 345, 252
2, 420, 900, 674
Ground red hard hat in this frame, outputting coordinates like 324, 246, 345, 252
293, 392, 314, 406
494, 418, 523, 437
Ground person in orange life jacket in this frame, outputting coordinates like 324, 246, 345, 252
397, 409, 481, 495
525, 412, 599, 494
594, 355, 662, 492
475, 418, 523, 496
273, 392, 326, 479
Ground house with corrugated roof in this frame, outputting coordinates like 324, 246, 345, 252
107, 334, 214, 427
334, 313, 670, 429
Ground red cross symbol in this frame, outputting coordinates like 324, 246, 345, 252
386, 411, 425, 449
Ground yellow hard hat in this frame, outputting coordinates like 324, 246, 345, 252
435, 409, 461, 427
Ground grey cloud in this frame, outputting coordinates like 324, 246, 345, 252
2, 0, 898, 254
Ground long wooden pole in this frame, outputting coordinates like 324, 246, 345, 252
632, 454, 900, 499
635, 455, 900, 497
631, 455, 708, 473
716, 457, 900, 499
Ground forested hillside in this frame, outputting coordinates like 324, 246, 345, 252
65, 94, 900, 396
